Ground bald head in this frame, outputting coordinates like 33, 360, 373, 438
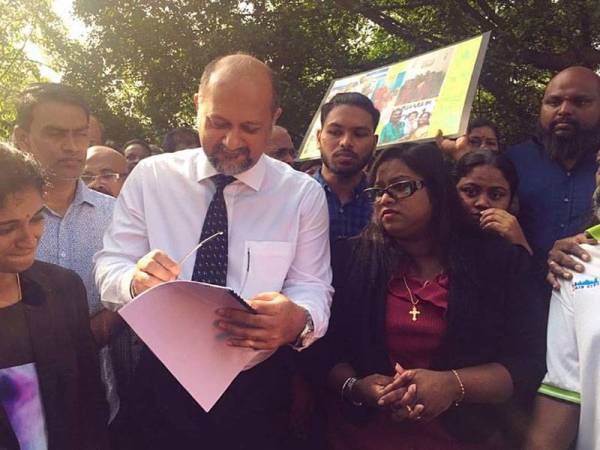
266, 126, 295, 164
194, 53, 283, 176
546, 66, 600, 95
198, 53, 279, 112
83, 146, 128, 197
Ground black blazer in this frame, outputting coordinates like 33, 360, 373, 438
313, 232, 548, 443
0, 261, 109, 450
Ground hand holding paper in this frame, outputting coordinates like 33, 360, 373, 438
216, 291, 307, 350
119, 280, 257, 411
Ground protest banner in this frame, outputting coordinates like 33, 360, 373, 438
297, 32, 490, 161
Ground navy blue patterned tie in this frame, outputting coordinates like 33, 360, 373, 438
192, 174, 236, 286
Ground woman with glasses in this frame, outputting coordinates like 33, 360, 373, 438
455, 148, 532, 254
0, 143, 108, 450
314, 143, 546, 449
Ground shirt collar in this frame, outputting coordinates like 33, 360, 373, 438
314, 169, 368, 197
195, 149, 266, 192
43, 180, 97, 217
74, 179, 99, 206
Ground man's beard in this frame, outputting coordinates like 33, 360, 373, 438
207, 143, 254, 176
538, 119, 600, 165
321, 148, 371, 178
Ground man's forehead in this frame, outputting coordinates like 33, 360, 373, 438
545, 72, 600, 98
324, 106, 375, 131
201, 71, 274, 115
31, 101, 88, 128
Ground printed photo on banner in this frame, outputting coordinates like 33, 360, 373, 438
297, 32, 490, 161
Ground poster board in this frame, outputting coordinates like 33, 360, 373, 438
297, 32, 490, 161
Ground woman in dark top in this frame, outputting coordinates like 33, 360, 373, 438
455, 148, 532, 254
0, 143, 108, 450
319, 144, 546, 449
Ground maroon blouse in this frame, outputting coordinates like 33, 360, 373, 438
327, 274, 501, 450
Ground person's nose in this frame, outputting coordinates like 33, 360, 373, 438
474, 194, 490, 209
379, 190, 396, 205
557, 100, 574, 116
16, 224, 39, 248
339, 132, 354, 149
222, 128, 243, 150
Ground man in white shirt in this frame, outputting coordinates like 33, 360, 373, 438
94, 53, 333, 449
526, 186, 600, 449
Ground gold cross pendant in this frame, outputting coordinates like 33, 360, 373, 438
409, 306, 420, 321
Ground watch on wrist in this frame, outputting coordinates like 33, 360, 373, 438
292, 308, 315, 349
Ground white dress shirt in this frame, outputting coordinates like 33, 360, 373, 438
94, 149, 333, 368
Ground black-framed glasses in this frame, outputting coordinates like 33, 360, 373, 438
363, 180, 425, 202
81, 173, 127, 184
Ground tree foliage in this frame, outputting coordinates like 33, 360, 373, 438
0, 0, 66, 140
15, 0, 600, 147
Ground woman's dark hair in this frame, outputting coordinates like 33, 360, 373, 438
454, 148, 519, 201
357, 143, 472, 281
0, 143, 45, 208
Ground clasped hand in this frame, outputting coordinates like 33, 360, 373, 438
358, 364, 460, 423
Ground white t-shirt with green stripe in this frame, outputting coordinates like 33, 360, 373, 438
540, 244, 600, 450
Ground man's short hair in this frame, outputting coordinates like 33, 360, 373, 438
320, 92, 381, 129
198, 53, 280, 112
162, 127, 201, 153
16, 83, 90, 130
122, 138, 152, 155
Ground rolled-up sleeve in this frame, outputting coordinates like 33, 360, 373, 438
282, 182, 334, 342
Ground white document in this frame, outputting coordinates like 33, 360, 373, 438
119, 280, 256, 411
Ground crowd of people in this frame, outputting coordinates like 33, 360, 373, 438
0, 52, 599, 450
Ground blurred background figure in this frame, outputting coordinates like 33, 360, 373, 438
123, 139, 152, 173
162, 126, 200, 152
437, 118, 500, 160
149, 144, 164, 156
266, 125, 296, 165
88, 115, 105, 146
83, 146, 128, 197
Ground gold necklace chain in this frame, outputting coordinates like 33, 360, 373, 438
402, 276, 421, 322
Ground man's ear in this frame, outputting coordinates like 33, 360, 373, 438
272, 107, 282, 126
13, 126, 31, 152
372, 134, 379, 151
316, 128, 322, 147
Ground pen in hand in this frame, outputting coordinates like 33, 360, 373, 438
178, 231, 224, 266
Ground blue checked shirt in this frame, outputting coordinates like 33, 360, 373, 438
36, 180, 120, 421
314, 170, 372, 239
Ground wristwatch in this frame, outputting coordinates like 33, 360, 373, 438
292, 308, 315, 350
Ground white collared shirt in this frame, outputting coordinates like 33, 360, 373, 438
94, 149, 333, 368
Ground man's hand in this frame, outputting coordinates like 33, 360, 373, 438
547, 234, 597, 290
131, 249, 180, 296
216, 292, 307, 350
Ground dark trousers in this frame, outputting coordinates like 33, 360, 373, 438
128, 347, 292, 450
